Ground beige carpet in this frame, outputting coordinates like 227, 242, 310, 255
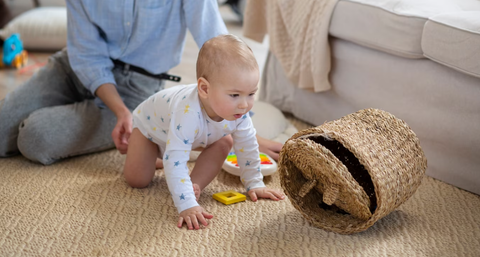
0, 118, 479, 257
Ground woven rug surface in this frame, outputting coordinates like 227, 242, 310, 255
0, 117, 479, 256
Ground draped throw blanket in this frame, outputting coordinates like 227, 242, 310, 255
243, 0, 338, 92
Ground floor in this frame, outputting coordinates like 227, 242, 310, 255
0, 3, 269, 100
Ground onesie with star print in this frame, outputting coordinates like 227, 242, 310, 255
132, 84, 265, 213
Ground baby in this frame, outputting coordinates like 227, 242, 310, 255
123, 34, 285, 230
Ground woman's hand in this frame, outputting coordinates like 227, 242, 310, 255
95, 83, 132, 154
256, 136, 283, 161
112, 110, 132, 154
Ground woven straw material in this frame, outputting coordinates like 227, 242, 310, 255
279, 109, 428, 234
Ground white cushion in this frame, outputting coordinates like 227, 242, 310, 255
422, 12, 480, 78
250, 101, 298, 144
0, 7, 67, 51
329, 0, 480, 59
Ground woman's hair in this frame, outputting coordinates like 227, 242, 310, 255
196, 34, 258, 80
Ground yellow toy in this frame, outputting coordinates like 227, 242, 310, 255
212, 190, 246, 205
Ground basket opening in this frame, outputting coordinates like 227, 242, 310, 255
318, 202, 348, 215
308, 135, 377, 213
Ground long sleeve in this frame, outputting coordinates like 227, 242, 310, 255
163, 106, 200, 213
66, 0, 116, 96
183, 0, 229, 48
231, 114, 265, 192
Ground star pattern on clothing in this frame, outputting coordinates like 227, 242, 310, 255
195, 129, 198, 134
246, 160, 251, 166
165, 154, 169, 160
247, 187, 251, 192
180, 193, 185, 200
239, 148, 244, 153
177, 124, 182, 131
167, 98, 171, 103
223, 124, 228, 129
162, 129, 167, 134
174, 161, 180, 167
242, 115, 247, 119
137, 109, 141, 114
147, 116, 150, 120
153, 127, 157, 131
162, 94, 167, 98
154, 111, 157, 117
257, 167, 261, 172
148, 137, 153, 141
207, 133, 211, 137
182, 95, 187, 100
167, 139, 170, 145
184, 104, 190, 114
183, 139, 189, 144
161, 117, 164, 122
180, 178, 186, 183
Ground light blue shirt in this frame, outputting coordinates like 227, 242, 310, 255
66, 0, 228, 96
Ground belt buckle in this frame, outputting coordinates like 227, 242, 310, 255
122, 63, 130, 75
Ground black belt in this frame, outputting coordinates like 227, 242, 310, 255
112, 59, 181, 82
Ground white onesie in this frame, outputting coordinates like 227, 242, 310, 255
132, 84, 265, 213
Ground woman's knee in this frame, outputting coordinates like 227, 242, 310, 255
17, 111, 55, 165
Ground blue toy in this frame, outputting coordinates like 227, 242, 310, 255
1, 33, 28, 68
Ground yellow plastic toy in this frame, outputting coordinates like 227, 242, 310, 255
212, 190, 246, 205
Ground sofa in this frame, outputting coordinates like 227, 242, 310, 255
244, 0, 480, 195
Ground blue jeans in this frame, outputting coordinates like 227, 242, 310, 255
0, 49, 165, 164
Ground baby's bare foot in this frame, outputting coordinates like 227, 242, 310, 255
155, 158, 164, 169
193, 183, 201, 201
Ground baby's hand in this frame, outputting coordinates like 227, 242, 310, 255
177, 206, 213, 230
247, 187, 285, 202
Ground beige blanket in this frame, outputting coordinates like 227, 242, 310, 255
243, 0, 338, 92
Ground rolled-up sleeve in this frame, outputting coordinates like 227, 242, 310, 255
66, 0, 116, 96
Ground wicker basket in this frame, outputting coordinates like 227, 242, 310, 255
278, 109, 427, 234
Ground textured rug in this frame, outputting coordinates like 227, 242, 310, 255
0, 117, 479, 256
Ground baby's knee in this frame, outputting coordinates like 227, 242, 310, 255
216, 135, 234, 153
123, 167, 152, 189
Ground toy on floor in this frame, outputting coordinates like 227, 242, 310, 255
278, 108, 427, 234
212, 190, 246, 205
0, 33, 28, 69
222, 152, 277, 176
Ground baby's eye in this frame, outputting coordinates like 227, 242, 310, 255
229, 94, 239, 98
249, 92, 256, 96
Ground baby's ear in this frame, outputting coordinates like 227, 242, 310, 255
197, 77, 210, 99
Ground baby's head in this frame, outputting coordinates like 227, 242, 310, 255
197, 34, 259, 122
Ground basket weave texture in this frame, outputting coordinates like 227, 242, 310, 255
278, 109, 427, 234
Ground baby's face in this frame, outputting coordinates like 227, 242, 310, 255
206, 68, 259, 122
